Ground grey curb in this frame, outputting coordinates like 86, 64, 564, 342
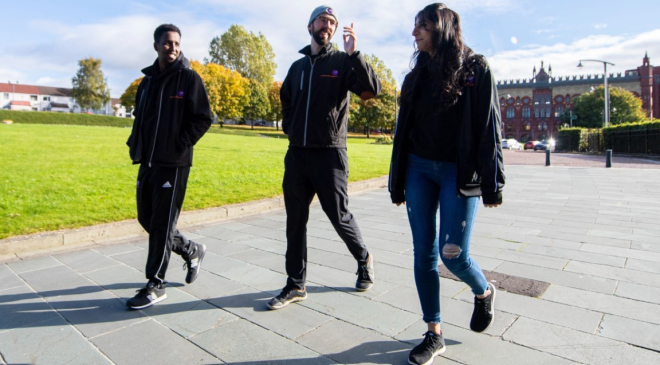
0, 176, 388, 262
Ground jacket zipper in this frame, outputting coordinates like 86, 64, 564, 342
148, 73, 177, 167
303, 57, 315, 146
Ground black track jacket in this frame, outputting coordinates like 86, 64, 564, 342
127, 54, 212, 167
389, 56, 505, 205
280, 43, 381, 148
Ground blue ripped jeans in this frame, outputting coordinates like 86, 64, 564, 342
405, 153, 489, 324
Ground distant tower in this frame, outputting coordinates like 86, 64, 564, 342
638, 52, 653, 118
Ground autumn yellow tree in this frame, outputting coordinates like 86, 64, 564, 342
191, 60, 249, 127
266, 81, 283, 130
120, 77, 143, 110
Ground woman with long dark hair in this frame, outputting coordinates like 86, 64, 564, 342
389, 3, 504, 364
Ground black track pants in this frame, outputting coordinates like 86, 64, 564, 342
282, 148, 369, 289
136, 164, 193, 283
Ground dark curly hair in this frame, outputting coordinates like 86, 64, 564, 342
400, 3, 483, 110
154, 24, 181, 43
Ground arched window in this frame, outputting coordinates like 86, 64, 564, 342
522, 107, 531, 119
506, 108, 515, 119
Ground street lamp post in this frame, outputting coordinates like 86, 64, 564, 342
577, 59, 615, 128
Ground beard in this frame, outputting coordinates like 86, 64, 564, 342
311, 24, 333, 46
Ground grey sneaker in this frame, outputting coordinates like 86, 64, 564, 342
408, 331, 446, 365
267, 286, 307, 310
182, 242, 206, 284
470, 282, 496, 332
126, 282, 167, 310
355, 254, 374, 291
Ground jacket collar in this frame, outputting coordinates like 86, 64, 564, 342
142, 53, 190, 78
299, 43, 334, 58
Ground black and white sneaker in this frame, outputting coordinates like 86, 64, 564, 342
266, 286, 307, 310
408, 331, 446, 365
355, 253, 374, 291
470, 282, 496, 332
182, 242, 206, 284
126, 282, 167, 309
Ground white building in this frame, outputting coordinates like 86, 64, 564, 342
0, 82, 128, 117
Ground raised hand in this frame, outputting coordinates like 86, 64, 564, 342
343, 23, 357, 56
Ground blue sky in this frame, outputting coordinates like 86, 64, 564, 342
3, 0, 659, 97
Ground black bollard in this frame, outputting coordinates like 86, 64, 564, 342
545, 149, 551, 166
606, 149, 612, 168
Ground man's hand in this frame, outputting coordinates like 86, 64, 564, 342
343, 23, 357, 56
396, 201, 405, 207
484, 203, 501, 208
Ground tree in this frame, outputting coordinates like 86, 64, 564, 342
572, 85, 646, 128
120, 77, 143, 110
266, 81, 283, 130
71, 57, 111, 112
190, 60, 249, 126
349, 54, 397, 138
207, 24, 277, 87
242, 79, 270, 129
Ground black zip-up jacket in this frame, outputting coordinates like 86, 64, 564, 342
280, 43, 381, 148
127, 53, 212, 167
389, 56, 505, 205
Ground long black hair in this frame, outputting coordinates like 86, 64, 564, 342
400, 3, 483, 110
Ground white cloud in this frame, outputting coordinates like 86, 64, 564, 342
489, 29, 660, 82
594, 23, 608, 29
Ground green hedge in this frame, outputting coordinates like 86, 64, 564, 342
556, 128, 583, 152
0, 110, 132, 127
603, 120, 660, 154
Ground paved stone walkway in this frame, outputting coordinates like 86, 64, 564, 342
1, 165, 660, 364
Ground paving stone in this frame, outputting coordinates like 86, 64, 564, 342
511, 221, 591, 235
626, 258, 660, 274
296, 319, 414, 365
550, 218, 633, 234
598, 314, 660, 352
145, 287, 237, 338
208, 287, 332, 340
579, 243, 660, 262
632, 240, 660, 253
303, 286, 419, 337
235, 225, 288, 242
93, 242, 144, 256
81, 263, 154, 301
468, 255, 503, 271
92, 319, 218, 364
520, 245, 625, 267
196, 225, 255, 241
367, 247, 414, 269
472, 237, 527, 251
541, 285, 660, 325
538, 230, 631, 248
235, 217, 286, 230
111, 249, 149, 272
190, 318, 333, 364
564, 261, 660, 287
0, 264, 24, 291
18, 264, 101, 296
456, 288, 602, 333
53, 249, 122, 274
502, 317, 660, 364
589, 229, 658, 244
614, 281, 660, 304
193, 236, 252, 256
7, 256, 63, 274
0, 316, 112, 365
0, 285, 60, 333
219, 259, 288, 292
493, 261, 617, 294
305, 262, 400, 299
396, 321, 572, 365
235, 236, 287, 255
495, 250, 569, 270
489, 231, 582, 250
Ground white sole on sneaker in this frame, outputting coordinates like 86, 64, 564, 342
266, 294, 307, 310
128, 294, 168, 310
408, 346, 446, 365
480, 283, 497, 332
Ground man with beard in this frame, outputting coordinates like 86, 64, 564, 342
267, 5, 381, 310
125, 24, 212, 309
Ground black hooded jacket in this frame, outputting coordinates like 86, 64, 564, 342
280, 43, 381, 148
389, 55, 505, 205
127, 53, 212, 167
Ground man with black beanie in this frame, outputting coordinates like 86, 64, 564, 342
268, 5, 381, 310
125, 24, 212, 309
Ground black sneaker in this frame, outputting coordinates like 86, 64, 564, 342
408, 331, 446, 365
266, 286, 307, 310
182, 242, 206, 284
126, 282, 167, 309
470, 282, 496, 332
355, 253, 374, 291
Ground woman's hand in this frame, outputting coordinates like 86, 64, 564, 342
396, 201, 406, 207
483, 203, 501, 208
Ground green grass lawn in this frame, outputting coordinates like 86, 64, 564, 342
0, 124, 392, 239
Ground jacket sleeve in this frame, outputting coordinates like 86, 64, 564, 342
280, 65, 293, 135
180, 71, 213, 150
347, 51, 381, 100
388, 104, 408, 204
475, 60, 505, 204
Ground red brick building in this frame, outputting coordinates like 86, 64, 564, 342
497, 53, 660, 142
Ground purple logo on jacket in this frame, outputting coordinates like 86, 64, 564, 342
332, 70, 338, 76
177, 90, 184, 97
